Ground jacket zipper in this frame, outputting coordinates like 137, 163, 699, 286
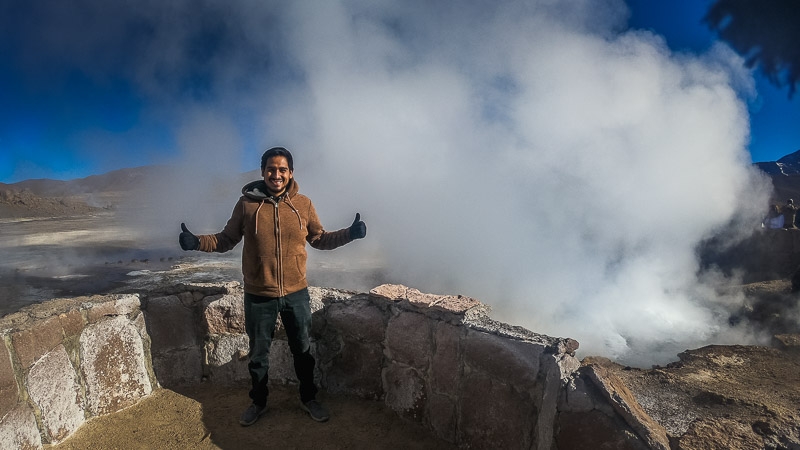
273, 200, 283, 296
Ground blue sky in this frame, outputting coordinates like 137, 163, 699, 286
0, 0, 798, 184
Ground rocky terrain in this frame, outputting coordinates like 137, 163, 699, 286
0, 189, 106, 218
602, 340, 800, 449
1, 161, 800, 449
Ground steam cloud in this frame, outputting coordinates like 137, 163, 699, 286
4, 0, 774, 365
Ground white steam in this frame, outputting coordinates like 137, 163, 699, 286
6, 0, 773, 365
268, 1, 771, 365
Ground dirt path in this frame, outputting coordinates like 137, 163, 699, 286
54, 382, 455, 449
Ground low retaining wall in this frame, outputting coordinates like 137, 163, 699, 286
0, 283, 667, 449
0, 294, 156, 448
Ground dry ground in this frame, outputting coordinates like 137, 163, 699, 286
602, 341, 800, 447
53, 382, 456, 449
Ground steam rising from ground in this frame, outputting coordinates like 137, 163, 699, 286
272, 1, 772, 365
6, 0, 774, 365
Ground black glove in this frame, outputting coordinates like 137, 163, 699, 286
179, 222, 200, 251
349, 213, 367, 240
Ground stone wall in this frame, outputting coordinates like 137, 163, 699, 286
0, 282, 666, 449
140, 282, 585, 449
0, 294, 156, 448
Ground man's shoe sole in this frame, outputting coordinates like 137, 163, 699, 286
239, 407, 267, 426
300, 403, 330, 422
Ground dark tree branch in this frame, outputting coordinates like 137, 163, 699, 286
705, 0, 800, 97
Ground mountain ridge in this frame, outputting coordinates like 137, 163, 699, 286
0, 165, 261, 197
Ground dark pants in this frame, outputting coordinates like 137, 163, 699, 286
244, 288, 318, 406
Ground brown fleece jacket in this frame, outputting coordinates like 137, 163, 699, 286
197, 178, 352, 297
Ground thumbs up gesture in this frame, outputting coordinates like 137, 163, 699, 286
179, 222, 200, 251
348, 213, 367, 240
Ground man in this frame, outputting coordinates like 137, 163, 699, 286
178, 146, 366, 426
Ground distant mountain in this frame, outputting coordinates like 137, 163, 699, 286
0, 165, 262, 218
0, 166, 261, 198
754, 149, 800, 203
754, 149, 800, 176
0, 166, 174, 197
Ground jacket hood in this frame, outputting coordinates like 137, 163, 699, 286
242, 178, 299, 201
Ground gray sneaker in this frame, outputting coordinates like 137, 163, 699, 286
301, 400, 330, 422
239, 403, 267, 426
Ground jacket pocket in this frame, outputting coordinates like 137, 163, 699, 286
287, 253, 307, 285
243, 256, 279, 289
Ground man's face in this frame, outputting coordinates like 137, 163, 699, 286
262, 156, 293, 195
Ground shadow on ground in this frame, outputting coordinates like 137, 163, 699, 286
54, 382, 456, 449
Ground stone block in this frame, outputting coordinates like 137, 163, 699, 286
383, 362, 427, 422
205, 334, 249, 384
584, 363, 670, 450
463, 329, 543, 390
310, 309, 328, 336
153, 347, 203, 387
86, 294, 140, 323
0, 404, 42, 449
313, 327, 343, 366
560, 374, 596, 413
325, 300, 386, 343
58, 309, 84, 338
268, 339, 298, 384
458, 370, 535, 450
324, 338, 384, 399
407, 290, 483, 315
309, 286, 356, 308
86, 301, 117, 324
144, 295, 199, 354
0, 344, 18, 419
177, 291, 199, 307
370, 284, 488, 322
80, 316, 153, 416
428, 392, 457, 443
206, 333, 248, 366
369, 284, 408, 302
431, 322, 461, 396
114, 294, 141, 315
202, 294, 245, 334
26, 345, 84, 443
555, 410, 649, 450
12, 316, 64, 368
556, 352, 581, 379
555, 338, 580, 356
385, 311, 431, 370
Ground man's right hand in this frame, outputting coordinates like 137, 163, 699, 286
179, 223, 200, 251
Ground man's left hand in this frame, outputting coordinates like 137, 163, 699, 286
349, 213, 367, 239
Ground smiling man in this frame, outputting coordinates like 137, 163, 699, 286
178, 146, 366, 426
